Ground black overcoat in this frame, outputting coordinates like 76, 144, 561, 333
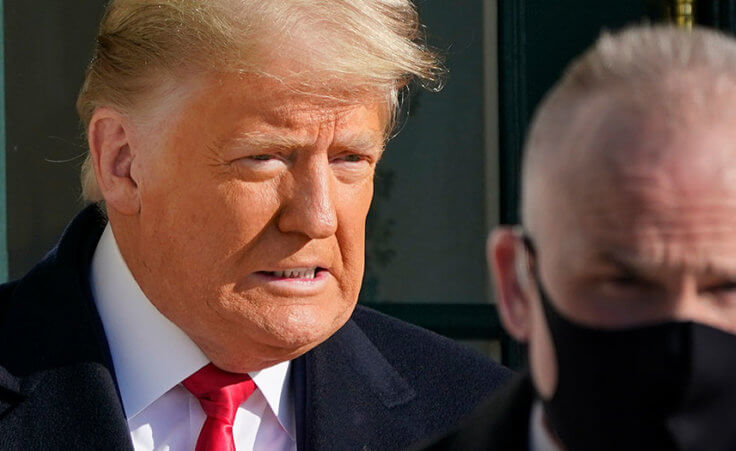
0, 206, 510, 450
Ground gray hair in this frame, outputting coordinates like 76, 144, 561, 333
521, 25, 736, 225
78, 0, 444, 202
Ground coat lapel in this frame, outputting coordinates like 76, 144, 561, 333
297, 319, 417, 451
0, 206, 131, 449
0, 362, 132, 449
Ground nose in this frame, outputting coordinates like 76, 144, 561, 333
277, 157, 338, 239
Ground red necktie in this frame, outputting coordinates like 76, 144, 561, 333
182, 363, 256, 451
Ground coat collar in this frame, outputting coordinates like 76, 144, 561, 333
294, 314, 417, 450
0, 205, 120, 412
0, 205, 132, 449
0, 205, 112, 377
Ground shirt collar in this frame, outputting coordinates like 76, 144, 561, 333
91, 224, 294, 439
530, 400, 563, 451
251, 361, 295, 440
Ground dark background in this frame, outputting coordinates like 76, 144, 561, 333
8, 0, 729, 366
5, 2, 106, 279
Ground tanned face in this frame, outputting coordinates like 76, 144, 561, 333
107, 73, 387, 372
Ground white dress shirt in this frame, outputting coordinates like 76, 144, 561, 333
91, 224, 296, 451
529, 400, 562, 451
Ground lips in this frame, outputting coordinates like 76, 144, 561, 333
242, 265, 332, 295
256, 267, 327, 280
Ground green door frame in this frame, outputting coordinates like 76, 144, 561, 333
0, 0, 8, 282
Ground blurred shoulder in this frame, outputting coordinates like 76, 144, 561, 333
419, 372, 534, 451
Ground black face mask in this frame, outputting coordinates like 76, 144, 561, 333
523, 237, 736, 451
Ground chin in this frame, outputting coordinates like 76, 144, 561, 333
253, 301, 353, 352
200, 290, 358, 370
199, 310, 350, 373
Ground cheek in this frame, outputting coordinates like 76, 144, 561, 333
334, 182, 372, 282
219, 181, 281, 228
142, 177, 282, 271
337, 182, 372, 241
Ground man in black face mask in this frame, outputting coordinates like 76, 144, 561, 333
423, 25, 736, 451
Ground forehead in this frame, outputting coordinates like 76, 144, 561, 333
152, 72, 391, 144
531, 94, 736, 271
227, 73, 385, 119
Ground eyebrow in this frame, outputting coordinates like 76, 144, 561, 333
223, 132, 310, 152
223, 131, 384, 154
333, 133, 385, 153
596, 249, 736, 279
597, 251, 645, 275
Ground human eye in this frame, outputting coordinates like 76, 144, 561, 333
340, 154, 364, 163
330, 152, 374, 182
239, 152, 289, 166
250, 154, 278, 161
699, 280, 736, 310
230, 152, 288, 179
332, 153, 369, 164
234, 154, 285, 168
710, 281, 736, 291
599, 271, 657, 294
702, 280, 736, 299
608, 274, 641, 287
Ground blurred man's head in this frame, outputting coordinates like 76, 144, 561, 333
78, 0, 442, 373
491, 26, 736, 449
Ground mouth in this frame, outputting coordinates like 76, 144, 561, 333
255, 267, 328, 281
250, 267, 331, 295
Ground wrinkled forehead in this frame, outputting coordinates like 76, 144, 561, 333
130, 70, 393, 139
563, 92, 736, 206
526, 89, 736, 267
528, 85, 736, 201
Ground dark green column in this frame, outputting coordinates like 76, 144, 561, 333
0, 0, 7, 282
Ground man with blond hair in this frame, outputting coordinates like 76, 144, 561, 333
426, 25, 736, 451
0, 1, 509, 449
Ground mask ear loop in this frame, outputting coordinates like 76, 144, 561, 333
514, 227, 539, 288
516, 230, 567, 429
517, 231, 559, 314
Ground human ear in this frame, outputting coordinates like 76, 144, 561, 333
488, 227, 533, 342
87, 108, 140, 215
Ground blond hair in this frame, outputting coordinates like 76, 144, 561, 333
78, 0, 444, 202
521, 25, 736, 225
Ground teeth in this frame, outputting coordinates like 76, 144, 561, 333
272, 268, 317, 279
